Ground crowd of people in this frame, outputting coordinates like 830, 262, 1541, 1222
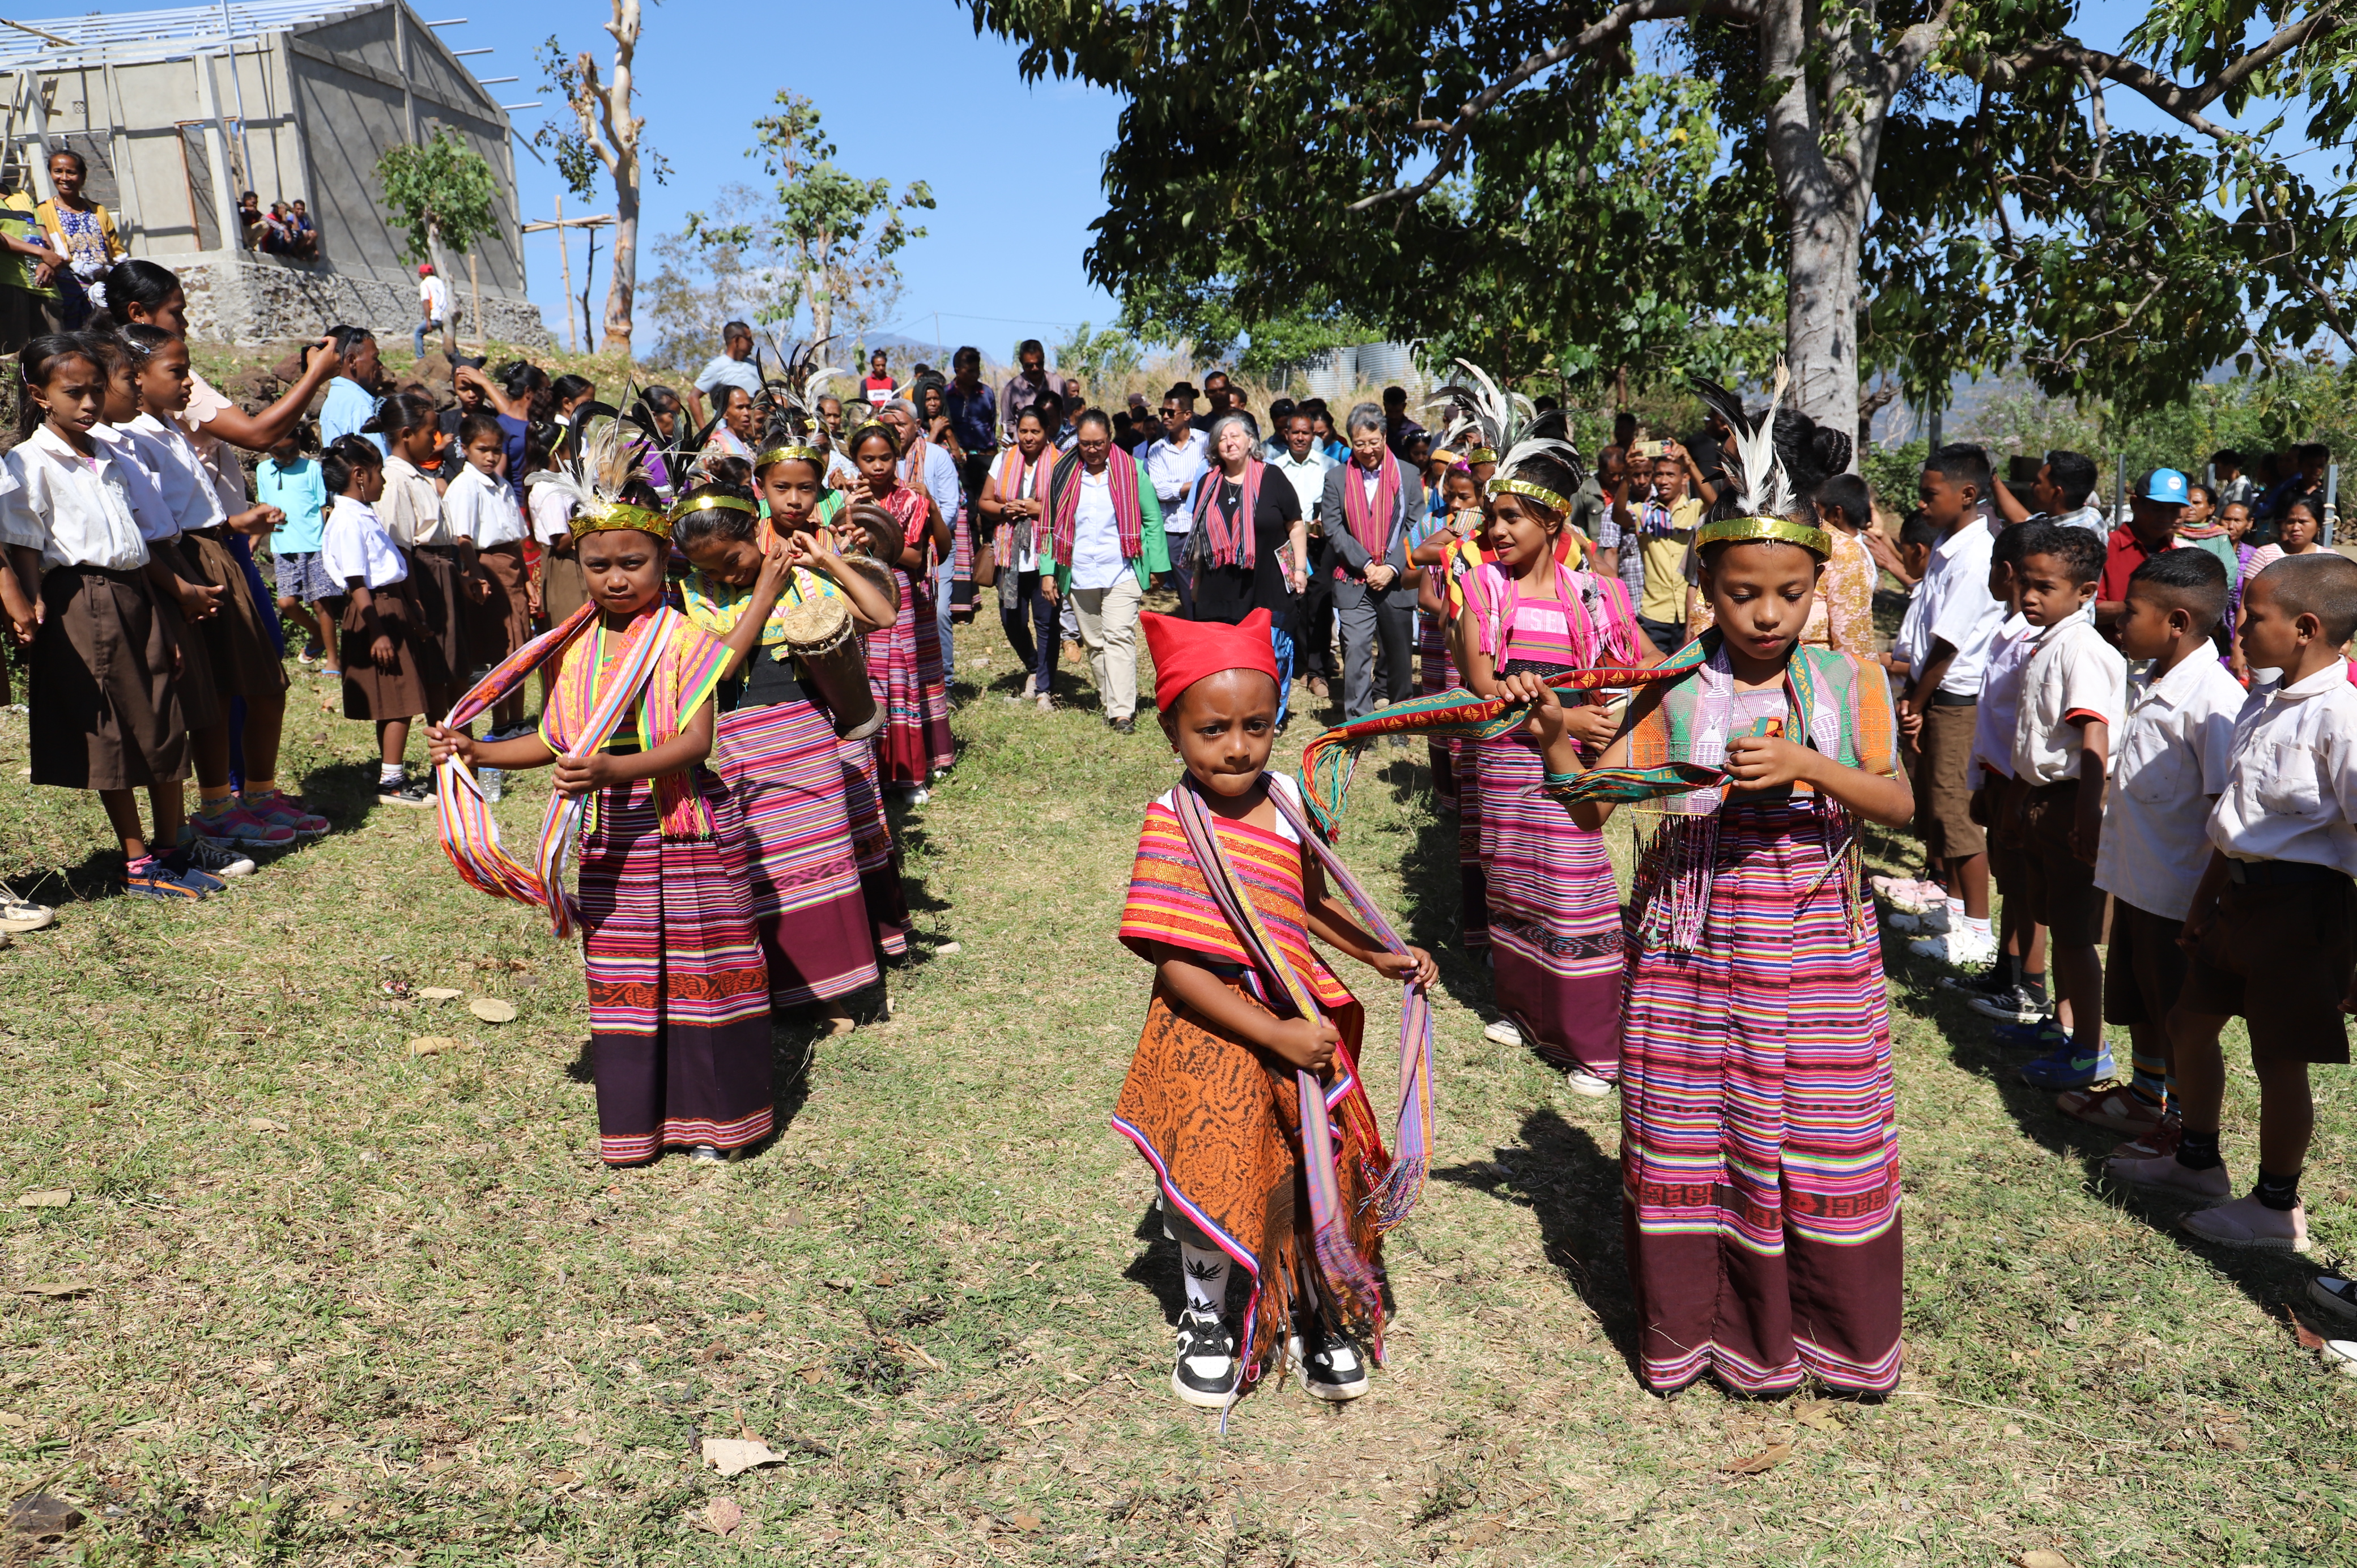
5, 281, 2356, 1414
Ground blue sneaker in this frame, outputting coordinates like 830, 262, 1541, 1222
160, 850, 229, 896
2020, 1042, 2113, 1091
124, 857, 210, 901
1992, 1017, 2068, 1051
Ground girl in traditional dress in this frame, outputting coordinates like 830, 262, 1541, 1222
675, 459, 899, 1029
1116, 608, 1435, 1410
1410, 464, 1485, 811
846, 420, 954, 795
1515, 375, 1913, 1395
1455, 414, 1656, 1095
429, 477, 772, 1166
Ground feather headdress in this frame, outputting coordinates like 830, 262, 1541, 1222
1426, 358, 1585, 511
525, 391, 668, 540
754, 337, 849, 472
1690, 361, 1828, 557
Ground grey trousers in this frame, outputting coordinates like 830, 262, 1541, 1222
1334, 580, 1415, 720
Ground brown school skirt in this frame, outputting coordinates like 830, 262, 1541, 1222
31, 563, 199, 790
182, 528, 290, 701
338, 577, 443, 722
404, 544, 476, 684
471, 541, 531, 666
541, 546, 590, 625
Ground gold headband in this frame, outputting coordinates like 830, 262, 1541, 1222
1694, 515, 1831, 559
568, 501, 672, 541
1487, 476, 1568, 514
666, 493, 759, 525
1465, 446, 1499, 466
847, 419, 899, 452
755, 444, 828, 472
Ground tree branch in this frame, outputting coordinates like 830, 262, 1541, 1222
1345, 0, 1744, 212
1966, 11, 2342, 146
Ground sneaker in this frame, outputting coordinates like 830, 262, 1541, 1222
378, 775, 437, 808
0, 884, 55, 934
1937, 968, 2017, 1000
905, 787, 931, 806
687, 1144, 730, 1165
1886, 904, 1950, 934
124, 858, 209, 902
2105, 1149, 2232, 1200
244, 791, 329, 840
1036, 692, 1054, 712
1306, 676, 1330, 698
2181, 1194, 2308, 1252
2308, 1275, 2357, 1328
1109, 717, 1135, 735
193, 803, 296, 850
297, 644, 321, 664
159, 850, 228, 896
1967, 985, 2049, 1025
1562, 1065, 1614, 1098
2322, 1338, 2357, 1375
1906, 930, 1996, 966
2019, 1041, 2113, 1091
177, 831, 257, 879
1991, 1016, 2069, 1051
2056, 1082, 2163, 1136
1171, 1309, 1241, 1409
1483, 1017, 1527, 1047
2111, 1110, 2181, 1162
1288, 1318, 1371, 1402
1875, 879, 1948, 915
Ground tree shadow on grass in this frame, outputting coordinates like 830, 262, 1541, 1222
1352, 748, 1495, 1019
1123, 1199, 1188, 1327
1429, 1105, 1643, 1379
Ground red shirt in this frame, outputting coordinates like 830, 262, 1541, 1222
2101, 525, 2175, 604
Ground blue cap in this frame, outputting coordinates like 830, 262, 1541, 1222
2142, 467, 2189, 505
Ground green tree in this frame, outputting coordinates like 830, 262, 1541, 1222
373, 128, 499, 353
1050, 321, 1144, 390
961, 0, 2357, 436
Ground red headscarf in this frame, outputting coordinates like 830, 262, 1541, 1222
1141, 608, 1280, 713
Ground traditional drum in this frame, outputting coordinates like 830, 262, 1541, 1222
782, 590, 882, 740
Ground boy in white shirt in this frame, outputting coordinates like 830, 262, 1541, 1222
2111, 553, 2357, 1252
443, 410, 529, 737
2073, 549, 2241, 1145
2005, 524, 2125, 1096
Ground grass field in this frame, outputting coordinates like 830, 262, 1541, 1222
1, 599, 2352, 1567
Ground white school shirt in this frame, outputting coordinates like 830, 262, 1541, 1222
378, 454, 450, 547
320, 494, 407, 590
1889, 580, 1930, 672
2010, 611, 2124, 786
0, 425, 175, 572
122, 412, 227, 537
443, 463, 523, 548
2095, 651, 2245, 918
528, 482, 578, 547
2206, 662, 2357, 876
1968, 613, 2037, 786
1911, 519, 2003, 697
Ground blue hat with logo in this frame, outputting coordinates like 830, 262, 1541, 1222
2141, 467, 2189, 505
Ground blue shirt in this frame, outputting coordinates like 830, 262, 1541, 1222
942, 380, 997, 455
257, 457, 328, 552
1143, 429, 1212, 534
320, 377, 383, 455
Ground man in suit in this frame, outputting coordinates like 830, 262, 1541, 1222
1321, 402, 1420, 721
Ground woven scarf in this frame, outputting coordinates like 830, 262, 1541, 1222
1338, 451, 1399, 574
1465, 560, 1637, 668
1167, 778, 1433, 1369
1189, 460, 1266, 571
991, 446, 1052, 568
1049, 445, 1145, 569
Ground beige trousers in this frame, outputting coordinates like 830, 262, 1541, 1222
1069, 571, 1145, 721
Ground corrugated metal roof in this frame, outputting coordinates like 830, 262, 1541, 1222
0, 3, 380, 70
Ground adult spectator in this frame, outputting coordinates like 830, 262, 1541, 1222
1585, 446, 1645, 606
1190, 410, 1309, 724
1043, 408, 1168, 732
688, 321, 763, 427
284, 199, 319, 261
1382, 385, 1426, 458
413, 264, 448, 357
1144, 390, 1214, 618
1117, 393, 1157, 451
943, 346, 998, 498
1199, 369, 1234, 427
1263, 398, 1297, 461
1269, 407, 1337, 694
2211, 448, 2255, 510
999, 338, 1071, 441
1993, 449, 2103, 531
36, 149, 123, 326
882, 396, 968, 664
320, 326, 387, 455
1322, 401, 1421, 718
1304, 399, 1347, 464
2097, 468, 2190, 630
237, 191, 267, 250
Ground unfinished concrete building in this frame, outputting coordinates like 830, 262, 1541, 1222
0, 0, 548, 344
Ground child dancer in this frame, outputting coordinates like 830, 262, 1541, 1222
1115, 608, 1435, 1409
1, 335, 224, 899
1518, 384, 1913, 1395
318, 436, 443, 807
845, 420, 953, 795
431, 482, 772, 1165
1456, 416, 1653, 1095
675, 462, 895, 1028
1410, 463, 1484, 809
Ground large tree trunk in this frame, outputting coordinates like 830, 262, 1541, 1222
602, 168, 637, 354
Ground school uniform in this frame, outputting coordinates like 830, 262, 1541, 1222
529, 482, 588, 625
1910, 518, 2003, 862
2094, 651, 2243, 1033
322, 494, 441, 721
380, 453, 473, 683
444, 463, 529, 668
1969, 614, 2039, 897
0, 425, 208, 787
122, 412, 287, 702
2183, 664, 2357, 1060
2008, 608, 2124, 947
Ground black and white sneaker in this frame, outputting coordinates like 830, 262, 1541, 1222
1171, 1309, 1241, 1408
1966, 983, 2049, 1024
1288, 1317, 1371, 1401
378, 774, 437, 808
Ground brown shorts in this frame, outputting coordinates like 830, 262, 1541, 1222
2103, 899, 2188, 1028
2177, 872, 2355, 1063
1914, 700, 1985, 862
2020, 779, 2108, 945
1979, 775, 2024, 894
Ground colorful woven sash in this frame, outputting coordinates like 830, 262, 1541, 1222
991, 446, 1052, 568
1338, 452, 1399, 576
1049, 445, 1145, 569
1168, 778, 1433, 1362
1189, 460, 1265, 570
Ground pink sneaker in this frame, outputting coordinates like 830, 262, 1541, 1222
2105, 1150, 2232, 1200
2181, 1194, 2308, 1251
244, 790, 328, 841
193, 803, 296, 850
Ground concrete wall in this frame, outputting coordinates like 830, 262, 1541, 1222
176, 253, 551, 348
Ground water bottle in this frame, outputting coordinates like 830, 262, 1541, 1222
478, 765, 504, 803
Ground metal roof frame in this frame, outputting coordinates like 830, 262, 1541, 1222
0, 3, 382, 73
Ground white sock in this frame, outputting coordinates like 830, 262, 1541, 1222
378, 762, 404, 787
1962, 913, 1992, 940
1945, 896, 1966, 922
1178, 1242, 1228, 1315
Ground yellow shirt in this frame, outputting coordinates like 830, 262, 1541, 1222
1636, 496, 1704, 623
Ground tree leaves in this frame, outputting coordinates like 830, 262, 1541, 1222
374, 130, 501, 266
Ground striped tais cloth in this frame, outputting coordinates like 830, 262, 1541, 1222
1414, 608, 1460, 812
835, 730, 911, 956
